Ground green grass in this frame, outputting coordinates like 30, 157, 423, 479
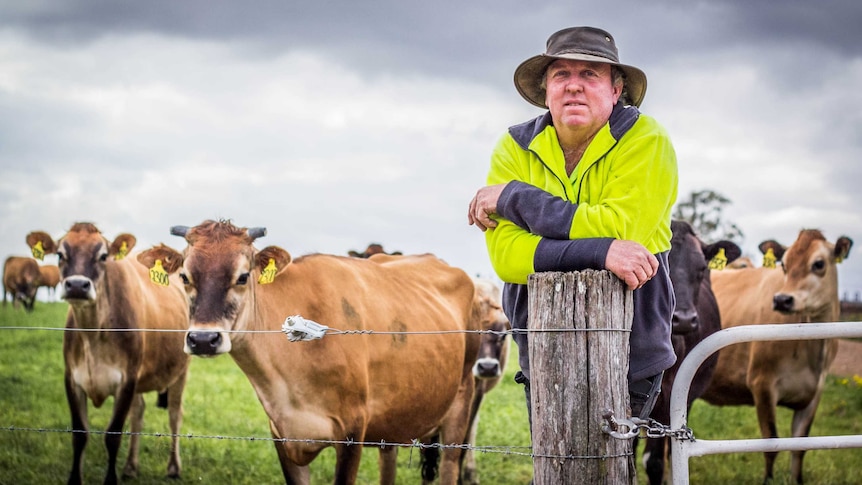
1, 303, 860, 484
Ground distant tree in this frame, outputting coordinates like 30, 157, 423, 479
673, 189, 744, 243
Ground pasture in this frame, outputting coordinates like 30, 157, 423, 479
1, 303, 860, 484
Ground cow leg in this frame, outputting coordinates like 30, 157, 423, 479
165, 372, 188, 478
122, 393, 145, 479
269, 420, 310, 485
377, 446, 398, 485
436, 379, 474, 485
104, 381, 136, 485
642, 436, 667, 485
751, 384, 779, 484
332, 439, 364, 485
461, 404, 481, 485
66, 376, 89, 485
789, 390, 824, 484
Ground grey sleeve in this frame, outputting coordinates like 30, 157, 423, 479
496, 181, 576, 240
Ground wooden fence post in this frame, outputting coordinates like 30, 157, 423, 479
528, 270, 634, 484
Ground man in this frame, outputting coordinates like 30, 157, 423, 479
468, 26, 678, 424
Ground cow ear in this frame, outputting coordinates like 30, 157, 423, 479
348, 250, 362, 257
758, 240, 786, 261
254, 246, 292, 281
137, 244, 184, 274
703, 240, 742, 265
834, 236, 853, 263
26, 231, 57, 254
110, 234, 137, 259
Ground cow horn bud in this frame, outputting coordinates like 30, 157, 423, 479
248, 227, 267, 240
170, 225, 190, 237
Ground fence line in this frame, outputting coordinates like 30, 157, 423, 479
0, 326, 629, 336
1, 425, 632, 462
0, 323, 636, 465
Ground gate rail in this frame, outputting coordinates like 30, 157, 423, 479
669, 321, 862, 484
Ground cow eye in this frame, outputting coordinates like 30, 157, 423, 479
179, 273, 190, 285
99, 253, 108, 262
812, 260, 826, 272
236, 273, 250, 285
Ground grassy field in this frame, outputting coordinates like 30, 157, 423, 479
1, 303, 860, 484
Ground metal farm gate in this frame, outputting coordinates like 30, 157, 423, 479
669, 321, 862, 484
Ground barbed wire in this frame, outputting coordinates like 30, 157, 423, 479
0, 326, 630, 336
0, 426, 632, 461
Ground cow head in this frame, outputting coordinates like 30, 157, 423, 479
138, 220, 291, 357
768, 230, 853, 318
669, 221, 741, 335
347, 243, 403, 258
470, 278, 510, 379
26, 223, 136, 305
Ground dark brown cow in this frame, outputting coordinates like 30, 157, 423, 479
138, 220, 480, 485
27, 224, 190, 485
702, 229, 853, 484
3, 256, 42, 311
641, 220, 741, 485
39, 264, 61, 299
347, 243, 403, 258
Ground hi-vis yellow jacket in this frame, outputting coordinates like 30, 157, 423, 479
485, 105, 678, 284
484, 104, 679, 382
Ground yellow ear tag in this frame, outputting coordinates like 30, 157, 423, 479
762, 247, 777, 269
708, 248, 727, 270
258, 258, 277, 285
149, 260, 170, 287
114, 241, 128, 261
835, 255, 844, 264
31, 241, 45, 261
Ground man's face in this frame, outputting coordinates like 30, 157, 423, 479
545, 59, 622, 135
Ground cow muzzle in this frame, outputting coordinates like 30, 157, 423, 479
773, 293, 796, 313
473, 358, 502, 379
185, 330, 231, 356
60, 276, 96, 302
672, 309, 699, 335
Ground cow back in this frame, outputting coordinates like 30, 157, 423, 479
235, 253, 479, 443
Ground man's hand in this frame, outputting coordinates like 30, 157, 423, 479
605, 240, 659, 290
467, 184, 507, 231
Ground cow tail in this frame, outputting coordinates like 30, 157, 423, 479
157, 391, 168, 409
419, 439, 440, 482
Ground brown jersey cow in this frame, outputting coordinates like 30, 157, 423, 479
701, 229, 852, 484
137, 220, 480, 485
38, 264, 61, 299
3, 256, 42, 311
26, 223, 190, 485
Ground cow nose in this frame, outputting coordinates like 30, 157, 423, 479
186, 331, 222, 356
672, 309, 699, 335
773, 294, 794, 312
63, 276, 93, 300
473, 358, 501, 379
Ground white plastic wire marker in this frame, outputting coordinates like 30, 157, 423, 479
281, 315, 329, 342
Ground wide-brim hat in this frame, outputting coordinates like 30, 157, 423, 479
514, 26, 647, 108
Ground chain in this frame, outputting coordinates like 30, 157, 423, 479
601, 410, 695, 442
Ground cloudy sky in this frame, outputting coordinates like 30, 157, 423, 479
2, 1, 861, 298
